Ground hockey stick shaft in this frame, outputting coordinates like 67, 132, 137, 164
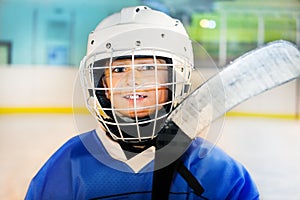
169, 40, 300, 138
152, 40, 300, 195
153, 40, 300, 168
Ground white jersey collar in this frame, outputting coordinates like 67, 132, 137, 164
95, 127, 155, 173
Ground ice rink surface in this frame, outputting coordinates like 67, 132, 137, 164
0, 114, 299, 199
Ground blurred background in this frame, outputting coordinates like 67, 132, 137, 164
0, 0, 300, 199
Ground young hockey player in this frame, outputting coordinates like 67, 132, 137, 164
25, 6, 259, 199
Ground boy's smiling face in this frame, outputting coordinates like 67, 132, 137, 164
103, 57, 169, 119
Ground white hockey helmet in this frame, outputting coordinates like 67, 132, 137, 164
80, 6, 194, 144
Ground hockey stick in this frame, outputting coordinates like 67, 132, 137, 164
154, 40, 300, 169
170, 40, 300, 139
152, 40, 300, 198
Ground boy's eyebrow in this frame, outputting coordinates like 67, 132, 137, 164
111, 59, 131, 66
111, 61, 129, 66
110, 58, 167, 66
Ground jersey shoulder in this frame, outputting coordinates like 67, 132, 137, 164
25, 130, 96, 199
181, 137, 259, 199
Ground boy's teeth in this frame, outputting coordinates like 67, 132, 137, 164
130, 94, 141, 99
125, 94, 145, 99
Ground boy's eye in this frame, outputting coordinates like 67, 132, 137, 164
112, 67, 127, 73
111, 65, 156, 73
140, 65, 155, 71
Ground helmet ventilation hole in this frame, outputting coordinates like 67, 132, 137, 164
106, 43, 111, 49
135, 41, 141, 46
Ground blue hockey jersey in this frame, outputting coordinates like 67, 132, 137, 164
25, 128, 259, 200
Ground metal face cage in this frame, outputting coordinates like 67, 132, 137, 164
80, 48, 192, 143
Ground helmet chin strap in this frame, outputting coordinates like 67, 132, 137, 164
105, 120, 179, 159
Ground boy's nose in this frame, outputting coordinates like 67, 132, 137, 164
125, 70, 143, 86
